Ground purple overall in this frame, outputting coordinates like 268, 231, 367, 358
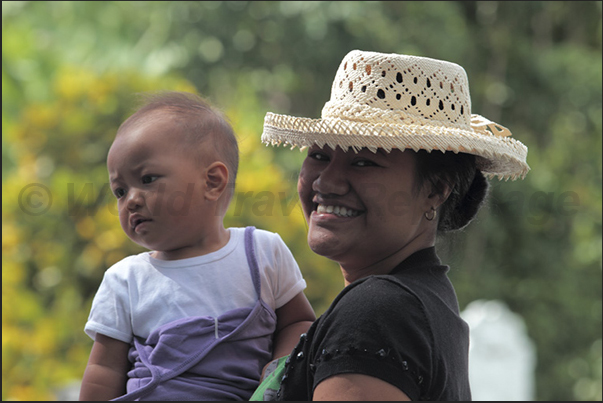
112, 227, 277, 401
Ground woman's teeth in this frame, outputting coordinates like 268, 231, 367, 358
316, 204, 360, 217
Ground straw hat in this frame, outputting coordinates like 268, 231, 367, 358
262, 50, 529, 180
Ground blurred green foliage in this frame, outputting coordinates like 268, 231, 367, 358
2, 1, 601, 400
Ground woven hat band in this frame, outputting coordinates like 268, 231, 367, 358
321, 101, 469, 130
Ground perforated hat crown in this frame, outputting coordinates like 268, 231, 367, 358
262, 50, 529, 180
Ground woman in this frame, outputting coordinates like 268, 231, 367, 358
255, 50, 529, 401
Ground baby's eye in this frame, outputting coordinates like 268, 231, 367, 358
141, 175, 158, 184
113, 188, 126, 199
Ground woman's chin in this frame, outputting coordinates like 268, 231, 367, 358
307, 232, 346, 260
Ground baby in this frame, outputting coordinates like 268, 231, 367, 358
79, 91, 315, 401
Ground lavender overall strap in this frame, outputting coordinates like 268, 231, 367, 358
244, 226, 262, 299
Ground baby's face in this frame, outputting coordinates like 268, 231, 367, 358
107, 114, 215, 258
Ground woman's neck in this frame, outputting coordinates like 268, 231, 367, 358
339, 233, 435, 286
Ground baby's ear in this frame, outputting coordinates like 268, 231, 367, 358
204, 161, 229, 201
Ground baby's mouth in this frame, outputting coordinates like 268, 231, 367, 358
315, 203, 361, 218
131, 217, 152, 229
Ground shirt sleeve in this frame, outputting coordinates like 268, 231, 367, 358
84, 265, 133, 343
254, 230, 307, 310
310, 276, 433, 401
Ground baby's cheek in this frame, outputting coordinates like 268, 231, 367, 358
118, 211, 129, 232
147, 194, 173, 217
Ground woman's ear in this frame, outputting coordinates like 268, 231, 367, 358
204, 161, 229, 201
427, 178, 453, 210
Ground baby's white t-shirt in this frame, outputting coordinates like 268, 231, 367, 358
84, 227, 306, 343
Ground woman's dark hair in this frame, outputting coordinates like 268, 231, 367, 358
413, 150, 490, 232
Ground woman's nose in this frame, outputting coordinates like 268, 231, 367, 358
312, 161, 349, 196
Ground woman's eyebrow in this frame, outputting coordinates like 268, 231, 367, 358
363, 148, 389, 158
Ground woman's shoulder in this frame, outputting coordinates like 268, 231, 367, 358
310, 274, 435, 391
343, 274, 421, 305
323, 275, 426, 328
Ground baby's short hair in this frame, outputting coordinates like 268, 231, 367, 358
118, 91, 239, 199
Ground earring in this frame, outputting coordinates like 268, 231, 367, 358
425, 207, 437, 221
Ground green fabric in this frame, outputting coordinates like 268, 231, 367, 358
250, 355, 289, 401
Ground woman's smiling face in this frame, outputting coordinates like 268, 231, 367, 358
297, 145, 435, 274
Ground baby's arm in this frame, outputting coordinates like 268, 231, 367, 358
272, 291, 316, 360
79, 333, 130, 401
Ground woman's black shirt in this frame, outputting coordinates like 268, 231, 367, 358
276, 247, 471, 401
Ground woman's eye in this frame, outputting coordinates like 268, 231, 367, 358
354, 159, 377, 167
141, 175, 158, 184
310, 152, 329, 161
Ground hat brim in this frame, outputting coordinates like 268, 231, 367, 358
262, 112, 530, 181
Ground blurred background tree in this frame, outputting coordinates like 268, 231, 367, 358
2, 1, 601, 400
